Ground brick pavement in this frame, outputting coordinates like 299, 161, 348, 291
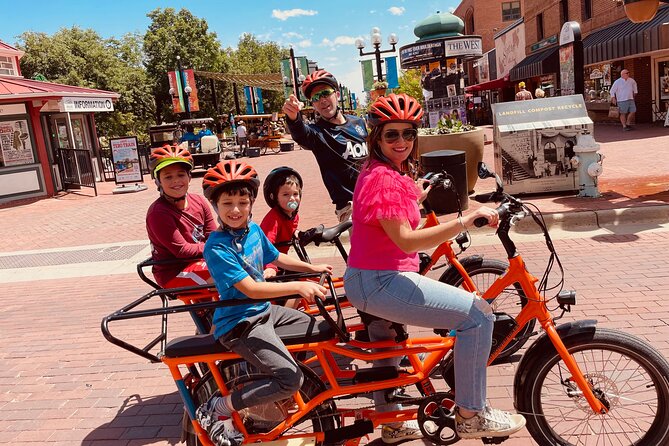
2, 231, 669, 445
0, 122, 668, 445
0, 123, 668, 254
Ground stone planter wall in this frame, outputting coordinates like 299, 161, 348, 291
417, 127, 485, 193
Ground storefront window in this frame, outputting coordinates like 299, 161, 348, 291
0, 118, 36, 167
584, 63, 621, 102
0, 56, 17, 76
658, 61, 669, 102
502, 2, 521, 21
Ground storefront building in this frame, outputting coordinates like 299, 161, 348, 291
0, 41, 119, 205
519, 0, 669, 123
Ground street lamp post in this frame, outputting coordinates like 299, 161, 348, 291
168, 55, 192, 118
355, 27, 399, 82
623, 0, 669, 22
284, 46, 306, 99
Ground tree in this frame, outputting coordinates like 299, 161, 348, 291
16, 28, 155, 141
143, 8, 226, 123
395, 68, 423, 104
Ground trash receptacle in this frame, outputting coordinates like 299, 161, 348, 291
247, 147, 261, 158
420, 150, 468, 214
280, 142, 294, 152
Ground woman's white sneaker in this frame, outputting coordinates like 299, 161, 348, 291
455, 406, 525, 439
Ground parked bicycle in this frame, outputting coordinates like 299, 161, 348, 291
103, 162, 669, 446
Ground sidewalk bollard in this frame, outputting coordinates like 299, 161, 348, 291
572, 133, 604, 198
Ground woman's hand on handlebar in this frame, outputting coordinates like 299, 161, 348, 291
463, 206, 499, 229
415, 178, 432, 204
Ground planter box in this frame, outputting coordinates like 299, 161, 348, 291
417, 128, 485, 193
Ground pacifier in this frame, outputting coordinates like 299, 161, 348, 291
287, 201, 299, 211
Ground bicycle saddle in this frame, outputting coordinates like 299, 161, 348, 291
299, 220, 352, 246
164, 318, 335, 358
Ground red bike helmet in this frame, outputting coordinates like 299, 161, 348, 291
202, 160, 260, 201
150, 144, 194, 177
367, 93, 424, 128
301, 70, 339, 99
263, 166, 303, 208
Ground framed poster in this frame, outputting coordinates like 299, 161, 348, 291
110, 136, 143, 184
0, 119, 35, 167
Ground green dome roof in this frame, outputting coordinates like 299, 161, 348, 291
414, 11, 464, 41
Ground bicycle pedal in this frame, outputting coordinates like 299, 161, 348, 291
481, 436, 509, 444
386, 389, 414, 403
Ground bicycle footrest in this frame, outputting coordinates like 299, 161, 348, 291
353, 366, 398, 383
481, 436, 509, 444
323, 419, 374, 444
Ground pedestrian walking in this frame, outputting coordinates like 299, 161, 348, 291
609, 69, 638, 131
515, 82, 533, 101
236, 121, 248, 154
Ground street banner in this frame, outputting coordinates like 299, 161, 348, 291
351, 93, 357, 110
385, 56, 399, 89
255, 88, 264, 114
361, 60, 374, 92
167, 69, 200, 114
110, 136, 143, 184
244, 86, 254, 114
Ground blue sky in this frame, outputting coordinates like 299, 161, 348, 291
0, 0, 460, 102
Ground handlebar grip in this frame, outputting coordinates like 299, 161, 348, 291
473, 216, 489, 228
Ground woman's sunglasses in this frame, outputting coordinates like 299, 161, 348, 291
310, 89, 336, 103
381, 128, 418, 143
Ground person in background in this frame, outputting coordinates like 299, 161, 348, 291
236, 121, 248, 154
146, 144, 217, 288
344, 93, 526, 442
282, 69, 368, 223
515, 82, 533, 101
609, 69, 638, 131
180, 125, 199, 147
198, 122, 214, 138
535, 87, 545, 98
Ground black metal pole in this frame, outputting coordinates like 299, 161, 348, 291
233, 83, 241, 115
374, 44, 383, 81
176, 56, 191, 118
210, 78, 219, 114
290, 47, 300, 98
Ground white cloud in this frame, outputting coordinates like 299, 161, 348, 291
272, 9, 318, 21
283, 31, 303, 39
388, 6, 405, 16
321, 35, 361, 48
297, 39, 312, 48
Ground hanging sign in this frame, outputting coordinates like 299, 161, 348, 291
61, 97, 114, 113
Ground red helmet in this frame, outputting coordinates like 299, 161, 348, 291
150, 144, 193, 176
368, 93, 424, 128
301, 70, 339, 99
202, 160, 260, 201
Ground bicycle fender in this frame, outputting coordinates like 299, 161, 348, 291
513, 319, 597, 403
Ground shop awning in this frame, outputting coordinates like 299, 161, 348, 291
0, 76, 119, 102
465, 75, 511, 92
509, 47, 559, 82
584, 5, 669, 65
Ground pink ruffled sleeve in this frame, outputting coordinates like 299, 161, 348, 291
356, 164, 420, 224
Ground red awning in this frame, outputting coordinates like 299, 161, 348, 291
465, 75, 511, 93
0, 76, 119, 102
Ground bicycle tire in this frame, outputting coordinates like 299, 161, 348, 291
438, 257, 534, 359
186, 359, 338, 446
517, 327, 669, 446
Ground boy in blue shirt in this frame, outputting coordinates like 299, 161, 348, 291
195, 160, 332, 446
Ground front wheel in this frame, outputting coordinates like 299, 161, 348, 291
517, 328, 669, 446
186, 359, 338, 445
439, 257, 533, 358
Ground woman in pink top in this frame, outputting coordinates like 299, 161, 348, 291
344, 94, 525, 442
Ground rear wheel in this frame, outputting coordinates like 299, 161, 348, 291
517, 328, 669, 446
186, 359, 338, 445
439, 257, 533, 358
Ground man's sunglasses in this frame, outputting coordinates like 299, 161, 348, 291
382, 128, 418, 143
310, 89, 336, 103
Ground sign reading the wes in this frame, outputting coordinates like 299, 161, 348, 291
62, 97, 114, 113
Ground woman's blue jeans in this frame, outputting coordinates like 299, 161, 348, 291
344, 267, 495, 412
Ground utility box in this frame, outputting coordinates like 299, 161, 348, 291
492, 95, 593, 195
421, 149, 469, 214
